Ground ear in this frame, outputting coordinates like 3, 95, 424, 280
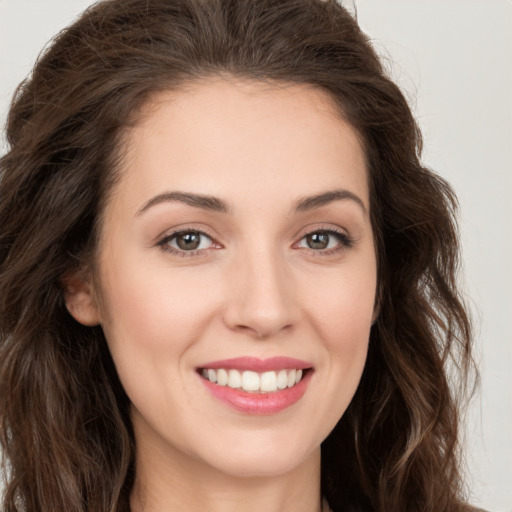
61, 271, 101, 326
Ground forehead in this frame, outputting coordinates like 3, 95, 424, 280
111, 77, 369, 215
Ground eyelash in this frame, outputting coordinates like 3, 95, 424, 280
157, 227, 219, 257
296, 227, 354, 255
156, 227, 354, 257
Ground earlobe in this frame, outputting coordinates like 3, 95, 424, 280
62, 272, 101, 326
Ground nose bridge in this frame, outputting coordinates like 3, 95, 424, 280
223, 240, 295, 338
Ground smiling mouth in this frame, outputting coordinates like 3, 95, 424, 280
198, 368, 311, 394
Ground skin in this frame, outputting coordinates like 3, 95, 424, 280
65, 77, 378, 512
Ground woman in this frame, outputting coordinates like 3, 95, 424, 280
0, 1, 476, 511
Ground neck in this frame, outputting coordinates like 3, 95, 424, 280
130, 424, 322, 512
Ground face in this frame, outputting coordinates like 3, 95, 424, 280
67, 78, 377, 481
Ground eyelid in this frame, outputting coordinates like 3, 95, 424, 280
154, 223, 355, 258
293, 225, 355, 253
154, 223, 220, 244
156, 226, 222, 256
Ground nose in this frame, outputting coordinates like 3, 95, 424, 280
222, 247, 297, 339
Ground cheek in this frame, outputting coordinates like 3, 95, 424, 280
97, 260, 226, 426
98, 256, 221, 364
303, 267, 375, 400
322, 294, 372, 385
306, 267, 376, 343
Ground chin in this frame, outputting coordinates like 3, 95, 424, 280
197, 436, 319, 479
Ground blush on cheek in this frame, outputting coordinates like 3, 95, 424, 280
101, 271, 219, 355
314, 289, 375, 338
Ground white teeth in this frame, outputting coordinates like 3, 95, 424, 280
228, 369, 242, 388
260, 371, 277, 392
287, 369, 296, 388
277, 369, 288, 389
217, 368, 228, 386
242, 371, 260, 391
201, 368, 306, 393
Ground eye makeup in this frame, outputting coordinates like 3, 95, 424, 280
156, 227, 221, 258
156, 225, 355, 259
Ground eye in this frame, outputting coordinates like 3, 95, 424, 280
159, 230, 214, 253
297, 229, 352, 251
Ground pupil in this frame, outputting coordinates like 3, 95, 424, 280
307, 232, 329, 249
177, 232, 200, 250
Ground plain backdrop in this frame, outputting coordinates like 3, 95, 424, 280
0, 1, 511, 511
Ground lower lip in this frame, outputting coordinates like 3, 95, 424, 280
199, 371, 312, 415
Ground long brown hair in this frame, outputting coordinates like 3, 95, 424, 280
0, 1, 475, 511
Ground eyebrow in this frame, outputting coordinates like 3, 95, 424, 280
136, 188, 367, 217
292, 189, 368, 216
137, 191, 229, 216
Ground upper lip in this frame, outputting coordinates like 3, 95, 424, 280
197, 356, 313, 372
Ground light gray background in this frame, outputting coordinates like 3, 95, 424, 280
0, 1, 511, 511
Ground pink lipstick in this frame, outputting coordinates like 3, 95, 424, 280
197, 357, 313, 414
